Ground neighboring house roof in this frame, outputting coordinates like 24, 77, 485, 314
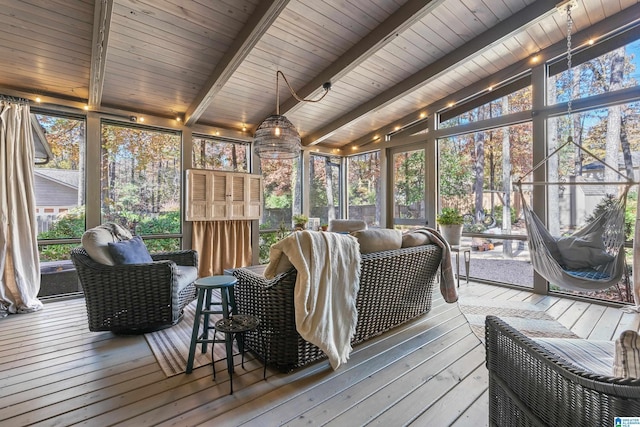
582, 152, 640, 171
33, 169, 79, 190
33, 169, 80, 208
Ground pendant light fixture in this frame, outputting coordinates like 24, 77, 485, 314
253, 71, 331, 159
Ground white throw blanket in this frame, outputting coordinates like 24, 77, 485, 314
264, 230, 361, 369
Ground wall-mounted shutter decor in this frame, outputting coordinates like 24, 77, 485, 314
186, 169, 263, 221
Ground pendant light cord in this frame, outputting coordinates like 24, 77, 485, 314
276, 70, 331, 115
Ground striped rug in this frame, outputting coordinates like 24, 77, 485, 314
144, 297, 236, 377
459, 298, 579, 342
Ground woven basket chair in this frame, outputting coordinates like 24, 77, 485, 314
71, 247, 198, 333
486, 315, 640, 426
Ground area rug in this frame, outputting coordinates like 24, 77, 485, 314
145, 297, 236, 377
458, 298, 579, 342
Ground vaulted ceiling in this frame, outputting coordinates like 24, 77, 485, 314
1, 0, 638, 150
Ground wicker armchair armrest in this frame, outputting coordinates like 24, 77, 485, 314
485, 315, 640, 426
151, 249, 198, 267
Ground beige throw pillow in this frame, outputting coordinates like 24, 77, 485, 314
81, 223, 133, 265
328, 219, 367, 233
351, 229, 402, 254
401, 230, 432, 248
613, 330, 640, 378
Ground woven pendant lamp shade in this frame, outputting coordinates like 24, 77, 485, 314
253, 114, 301, 160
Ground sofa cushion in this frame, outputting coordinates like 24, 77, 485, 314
556, 232, 614, 269
351, 228, 402, 254
613, 330, 640, 378
108, 236, 153, 265
328, 219, 367, 233
81, 223, 133, 265
401, 229, 432, 248
534, 337, 614, 377
175, 265, 198, 293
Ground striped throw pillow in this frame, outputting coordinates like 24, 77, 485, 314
613, 330, 640, 378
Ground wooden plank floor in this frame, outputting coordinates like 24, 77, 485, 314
1, 282, 639, 427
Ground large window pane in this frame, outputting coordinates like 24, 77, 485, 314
347, 151, 381, 227
309, 154, 341, 227
100, 122, 181, 242
438, 122, 533, 287
548, 39, 640, 104
440, 84, 532, 128
192, 135, 248, 171
259, 156, 302, 263
392, 148, 426, 228
547, 102, 640, 302
34, 113, 86, 297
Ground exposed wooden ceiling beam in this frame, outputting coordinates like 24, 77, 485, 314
278, 0, 446, 116
88, 0, 114, 109
302, 0, 561, 146
184, 0, 291, 126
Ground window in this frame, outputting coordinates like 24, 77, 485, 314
100, 122, 182, 251
347, 151, 381, 227
259, 156, 302, 263
309, 154, 341, 226
548, 38, 640, 104
546, 103, 640, 301
34, 113, 86, 297
192, 135, 248, 171
440, 80, 532, 128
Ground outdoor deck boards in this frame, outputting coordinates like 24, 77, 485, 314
1, 282, 638, 426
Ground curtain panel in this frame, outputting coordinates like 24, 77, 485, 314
0, 99, 43, 316
192, 220, 252, 277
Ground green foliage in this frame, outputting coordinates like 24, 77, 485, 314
437, 207, 464, 225
38, 206, 85, 239
38, 209, 181, 262
293, 214, 308, 225
494, 204, 517, 226
265, 194, 291, 209
584, 194, 634, 240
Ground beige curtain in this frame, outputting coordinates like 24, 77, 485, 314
0, 99, 43, 316
192, 220, 252, 277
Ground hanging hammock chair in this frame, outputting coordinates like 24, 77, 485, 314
517, 181, 630, 291
514, 2, 637, 292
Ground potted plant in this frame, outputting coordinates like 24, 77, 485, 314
437, 207, 464, 245
320, 223, 328, 232
292, 214, 309, 230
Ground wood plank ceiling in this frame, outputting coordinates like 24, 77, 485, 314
0, 0, 638, 150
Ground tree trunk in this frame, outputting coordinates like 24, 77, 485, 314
547, 75, 560, 235
474, 107, 486, 222
324, 158, 336, 221
620, 115, 634, 180
604, 47, 625, 195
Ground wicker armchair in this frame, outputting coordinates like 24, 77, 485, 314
231, 244, 443, 372
485, 315, 640, 426
71, 247, 198, 333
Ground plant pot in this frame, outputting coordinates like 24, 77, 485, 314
439, 224, 463, 246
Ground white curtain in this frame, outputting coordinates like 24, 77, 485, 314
0, 98, 43, 316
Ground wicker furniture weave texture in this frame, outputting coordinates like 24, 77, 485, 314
485, 315, 640, 426
231, 244, 443, 372
71, 247, 198, 333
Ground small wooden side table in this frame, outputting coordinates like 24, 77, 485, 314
450, 245, 471, 287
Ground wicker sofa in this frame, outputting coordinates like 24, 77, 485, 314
230, 243, 443, 371
485, 315, 640, 426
